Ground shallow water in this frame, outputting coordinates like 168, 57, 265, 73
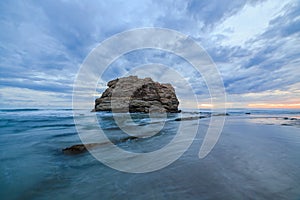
0, 109, 300, 200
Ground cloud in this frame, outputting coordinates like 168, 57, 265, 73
0, 0, 299, 108
0, 87, 72, 108
202, 0, 300, 99
262, 1, 300, 38
186, 0, 265, 29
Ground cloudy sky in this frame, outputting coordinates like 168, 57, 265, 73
0, 0, 299, 109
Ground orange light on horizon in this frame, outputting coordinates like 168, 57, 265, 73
248, 103, 300, 109
198, 104, 214, 108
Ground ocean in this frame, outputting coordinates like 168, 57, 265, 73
0, 108, 300, 200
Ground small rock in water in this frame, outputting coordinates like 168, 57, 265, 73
213, 113, 229, 116
62, 143, 101, 155
63, 136, 138, 155
62, 144, 87, 154
174, 116, 202, 121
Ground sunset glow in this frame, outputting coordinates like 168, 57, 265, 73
248, 103, 300, 109
198, 104, 214, 108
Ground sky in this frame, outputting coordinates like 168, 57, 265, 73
0, 0, 299, 109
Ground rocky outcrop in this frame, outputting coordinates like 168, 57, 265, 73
63, 136, 138, 155
93, 76, 180, 113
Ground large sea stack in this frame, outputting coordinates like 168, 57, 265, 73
93, 76, 180, 113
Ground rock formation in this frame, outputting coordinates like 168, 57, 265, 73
63, 136, 138, 155
93, 76, 180, 113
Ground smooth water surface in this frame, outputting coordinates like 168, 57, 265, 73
0, 109, 300, 200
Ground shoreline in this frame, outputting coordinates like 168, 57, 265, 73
63, 111, 300, 154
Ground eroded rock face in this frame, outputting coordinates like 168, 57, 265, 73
94, 76, 180, 113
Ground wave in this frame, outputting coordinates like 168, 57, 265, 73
51, 132, 77, 138
30, 124, 75, 128
0, 108, 75, 112
0, 108, 41, 112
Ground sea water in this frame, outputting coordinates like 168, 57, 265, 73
0, 108, 300, 199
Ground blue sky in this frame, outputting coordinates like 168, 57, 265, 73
0, 0, 299, 108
